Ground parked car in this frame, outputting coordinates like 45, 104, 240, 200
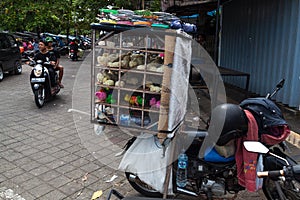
0, 32, 22, 82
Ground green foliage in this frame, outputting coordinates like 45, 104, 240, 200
0, 0, 161, 35
113, 0, 135, 10
0, 0, 71, 33
150, 0, 161, 11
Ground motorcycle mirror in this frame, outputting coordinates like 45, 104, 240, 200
243, 141, 269, 154
276, 79, 285, 89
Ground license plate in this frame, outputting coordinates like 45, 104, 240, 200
31, 78, 45, 83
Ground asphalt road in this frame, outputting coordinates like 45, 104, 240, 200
0, 51, 271, 200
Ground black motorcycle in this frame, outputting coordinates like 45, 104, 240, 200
69, 48, 78, 61
122, 79, 300, 200
244, 141, 300, 200
57, 46, 69, 56
22, 49, 35, 61
29, 59, 60, 108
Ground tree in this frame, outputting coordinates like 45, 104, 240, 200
0, 0, 162, 35
72, 0, 107, 35
149, 0, 161, 11
0, 0, 72, 34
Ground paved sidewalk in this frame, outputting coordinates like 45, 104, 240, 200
0, 50, 299, 200
0, 52, 138, 200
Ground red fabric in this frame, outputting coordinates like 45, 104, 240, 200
235, 110, 259, 192
261, 125, 290, 146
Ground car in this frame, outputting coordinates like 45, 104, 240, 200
0, 32, 22, 82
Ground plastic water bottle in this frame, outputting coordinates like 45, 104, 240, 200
176, 150, 188, 187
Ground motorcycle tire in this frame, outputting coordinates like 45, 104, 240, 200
125, 172, 162, 198
262, 177, 300, 200
34, 88, 45, 108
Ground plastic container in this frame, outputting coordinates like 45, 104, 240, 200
120, 114, 130, 126
176, 150, 188, 187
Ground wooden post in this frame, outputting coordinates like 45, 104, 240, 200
157, 34, 176, 144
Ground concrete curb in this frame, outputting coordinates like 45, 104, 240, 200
286, 131, 300, 148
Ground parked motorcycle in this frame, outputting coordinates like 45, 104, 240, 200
29, 58, 60, 108
57, 46, 69, 56
244, 141, 300, 200
22, 49, 35, 60
122, 79, 300, 200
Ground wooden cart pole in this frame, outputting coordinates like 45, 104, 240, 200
159, 32, 176, 199
157, 33, 176, 144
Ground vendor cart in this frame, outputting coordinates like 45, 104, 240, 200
90, 22, 194, 199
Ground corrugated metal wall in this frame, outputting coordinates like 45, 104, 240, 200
220, 0, 300, 108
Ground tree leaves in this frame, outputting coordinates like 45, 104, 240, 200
0, 0, 161, 34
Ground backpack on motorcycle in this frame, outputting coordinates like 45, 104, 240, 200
240, 97, 290, 146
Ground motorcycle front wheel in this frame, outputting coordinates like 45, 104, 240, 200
263, 177, 300, 200
125, 172, 162, 198
34, 87, 45, 108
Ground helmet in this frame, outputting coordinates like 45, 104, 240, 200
209, 104, 248, 146
45, 37, 53, 43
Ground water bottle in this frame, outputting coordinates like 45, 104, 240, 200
176, 150, 188, 187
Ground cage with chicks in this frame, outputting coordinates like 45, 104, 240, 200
91, 23, 192, 136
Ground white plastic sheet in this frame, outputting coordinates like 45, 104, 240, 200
168, 35, 192, 131
118, 133, 173, 194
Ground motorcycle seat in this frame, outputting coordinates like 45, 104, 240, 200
204, 147, 235, 163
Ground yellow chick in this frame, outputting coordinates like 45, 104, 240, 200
124, 94, 131, 102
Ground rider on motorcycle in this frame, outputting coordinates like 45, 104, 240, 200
45, 37, 64, 88
33, 40, 57, 93
69, 38, 79, 61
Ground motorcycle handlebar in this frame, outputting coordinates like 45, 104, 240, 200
266, 78, 285, 99
257, 170, 284, 178
28, 58, 52, 67
276, 79, 285, 89
257, 165, 300, 179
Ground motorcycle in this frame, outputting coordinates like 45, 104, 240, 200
22, 49, 35, 61
29, 58, 60, 108
69, 48, 78, 61
69, 47, 84, 61
244, 141, 300, 200
122, 79, 300, 200
57, 45, 69, 56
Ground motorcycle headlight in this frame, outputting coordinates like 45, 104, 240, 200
34, 65, 43, 77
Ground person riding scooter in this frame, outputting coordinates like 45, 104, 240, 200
33, 40, 57, 93
45, 37, 64, 88
69, 38, 79, 61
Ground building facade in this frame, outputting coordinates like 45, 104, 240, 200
162, 0, 300, 109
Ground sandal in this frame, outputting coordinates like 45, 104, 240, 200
59, 83, 64, 88
51, 88, 56, 95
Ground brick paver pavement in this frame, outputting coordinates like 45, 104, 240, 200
0, 51, 299, 200
0, 52, 140, 200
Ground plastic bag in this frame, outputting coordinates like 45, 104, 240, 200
170, 20, 197, 33
214, 140, 236, 158
256, 154, 263, 190
118, 133, 173, 194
